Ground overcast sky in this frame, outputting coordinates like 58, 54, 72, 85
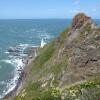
0, 0, 100, 19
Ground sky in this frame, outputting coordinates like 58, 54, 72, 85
0, 0, 100, 19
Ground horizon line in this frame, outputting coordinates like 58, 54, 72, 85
0, 18, 70, 20
0, 18, 100, 20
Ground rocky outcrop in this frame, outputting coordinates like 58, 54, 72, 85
71, 13, 91, 30
59, 13, 100, 86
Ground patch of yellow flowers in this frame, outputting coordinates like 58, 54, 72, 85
69, 89, 79, 97
51, 87, 61, 97
20, 89, 27, 98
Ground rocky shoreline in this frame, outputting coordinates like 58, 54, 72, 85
4, 70, 25, 99
3, 46, 39, 99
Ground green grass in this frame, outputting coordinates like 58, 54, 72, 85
59, 28, 69, 45
34, 41, 55, 68
38, 88, 61, 100
30, 41, 55, 76
26, 81, 41, 91
13, 76, 100, 100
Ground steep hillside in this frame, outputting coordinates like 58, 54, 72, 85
6, 13, 100, 100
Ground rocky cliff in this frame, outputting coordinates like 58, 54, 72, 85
6, 13, 100, 100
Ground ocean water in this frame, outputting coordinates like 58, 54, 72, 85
0, 19, 71, 98
0, 19, 100, 98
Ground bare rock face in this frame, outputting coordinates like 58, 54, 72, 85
71, 13, 91, 30
59, 13, 100, 86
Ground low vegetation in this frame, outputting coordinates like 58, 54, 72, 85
8, 13, 100, 100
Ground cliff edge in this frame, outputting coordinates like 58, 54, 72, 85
6, 13, 100, 100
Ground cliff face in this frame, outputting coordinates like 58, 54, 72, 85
12, 13, 100, 100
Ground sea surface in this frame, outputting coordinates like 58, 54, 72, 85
0, 19, 100, 98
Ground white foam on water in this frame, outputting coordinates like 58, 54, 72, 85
0, 58, 24, 99
32, 45, 39, 48
19, 43, 29, 47
18, 43, 31, 52
0, 46, 26, 99
0, 96, 2, 99
4, 51, 9, 54
1, 60, 12, 64
20, 53, 27, 57
0, 81, 5, 85
38, 31, 53, 40
0, 43, 39, 99
8, 55, 14, 58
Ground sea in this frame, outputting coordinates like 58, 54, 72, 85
0, 19, 100, 99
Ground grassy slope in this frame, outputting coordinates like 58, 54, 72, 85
5, 17, 100, 100
12, 29, 70, 100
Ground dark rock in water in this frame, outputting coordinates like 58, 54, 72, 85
8, 47, 20, 53
17, 69, 22, 72
8, 47, 21, 57
9, 52, 20, 57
